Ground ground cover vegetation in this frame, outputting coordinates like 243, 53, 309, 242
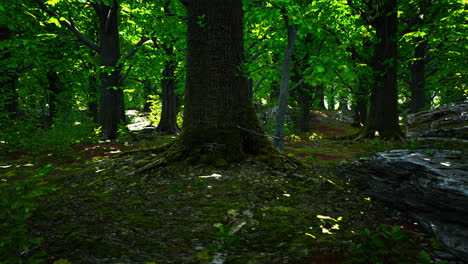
0, 0, 466, 263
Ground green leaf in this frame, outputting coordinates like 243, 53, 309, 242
45, 0, 61, 6
46, 17, 61, 28
315, 65, 325, 73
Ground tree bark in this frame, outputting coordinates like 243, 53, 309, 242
358, 0, 403, 139
273, 15, 297, 151
93, 1, 125, 140
409, 38, 427, 113
157, 47, 179, 134
352, 80, 369, 127
168, 0, 275, 165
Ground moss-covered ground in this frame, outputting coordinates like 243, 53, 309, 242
1, 111, 452, 264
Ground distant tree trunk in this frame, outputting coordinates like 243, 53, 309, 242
45, 70, 61, 124
409, 38, 427, 113
167, 0, 275, 165
352, 81, 369, 127
338, 93, 349, 111
273, 14, 297, 151
313, 86, 326, 110
358, 0, 403, 139
142, 81, 154, 113
0, 25, 18, 118
297, 83, 313, 132
93, 1, 125, 140
87, 74, 99, 123
327, 85, 336, 110
157, 46, 179, 134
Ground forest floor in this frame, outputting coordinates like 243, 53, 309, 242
1, 111, 450, 264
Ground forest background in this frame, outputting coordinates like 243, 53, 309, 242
0, 0, 466, 154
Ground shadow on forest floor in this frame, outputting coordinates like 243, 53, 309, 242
0, 111, 450, 264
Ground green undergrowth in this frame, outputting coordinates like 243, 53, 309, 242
1, 130, 452, 264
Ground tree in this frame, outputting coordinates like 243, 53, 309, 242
36, 0, 150, 140
273, 8, 297, 151
348, 0, 403, 139
0, 25, 18, 118
160, 0, 275, 165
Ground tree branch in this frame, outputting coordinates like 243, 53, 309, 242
35, 0, 100, 53
123, 36, 150, 60
250, 44, 267, 61
289, 51, 330, 92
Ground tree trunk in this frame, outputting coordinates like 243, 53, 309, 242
168, 0, 275, 165
338, 94, 349, 111
352, 81, 369, 127
409, 39, 427, 113
273, 16, 297, 151
157, 51, 179, 134
87, 74, 99, 123
314, 86, 326, 110
94, 1, 125, 140
0, 25, 18, 118
358, 0, 403, 139
297, 84, 313, 133
45, 70, 60, 125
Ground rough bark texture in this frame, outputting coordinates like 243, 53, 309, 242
273, 16, 297, 151
94, 1, 125, 140
167, 0, 276, 165
358, 0, 403, 139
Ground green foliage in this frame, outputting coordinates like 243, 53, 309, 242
117, 121, 133, 141
147, 95, 161, 125
404, 139, 423, 149
0, 164, 55, 264
368, 138, 385, 152
0, 113, 100, 161
343, 224, 441, 264
209, 223, 239, 251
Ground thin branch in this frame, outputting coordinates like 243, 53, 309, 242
123, 36, 150, 60
250, 44, 267, 61
119, 65, 133, 84
252, 74, 269, 94
289, 51, 330, 92
35, 0, 100, 52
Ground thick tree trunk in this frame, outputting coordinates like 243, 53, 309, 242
94, 1, 125, 140
273, 17, 297, 151
358, 0, 403, 139
409, 39, 427, 113
168, 0, 275, 165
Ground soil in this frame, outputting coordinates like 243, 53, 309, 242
0, 110, 456, 264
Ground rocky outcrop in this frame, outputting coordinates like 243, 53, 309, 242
407, 101, 468, 142
339, 149, 468, 262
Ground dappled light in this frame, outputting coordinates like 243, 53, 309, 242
1, 0, 466, 263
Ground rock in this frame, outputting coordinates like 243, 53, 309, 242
339, 149, 468, 262
407, 101, 468, 141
